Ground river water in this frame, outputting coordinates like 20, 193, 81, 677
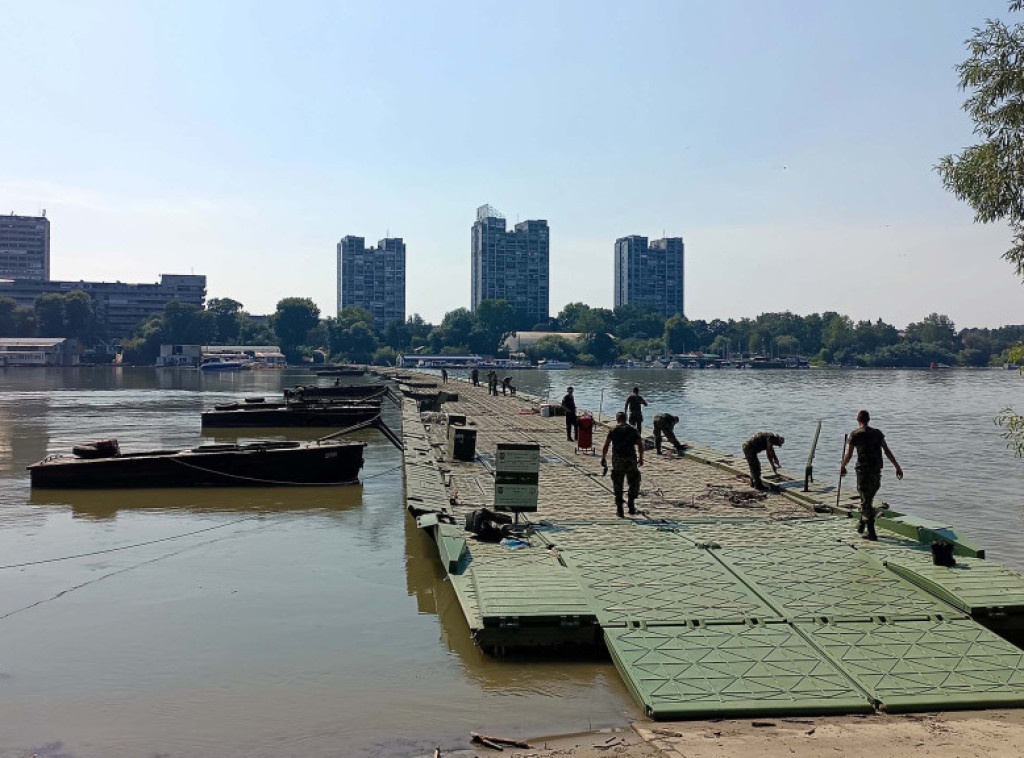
0, 367, 1022, 757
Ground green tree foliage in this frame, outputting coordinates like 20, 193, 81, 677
905, 313, 958, 350
613, 304, 664, 340
433, 307, 475, 351
13, 307, 36, 337
0, 297, 16, 335
867, 342, 958, 368
664, 315, 698, 353
63, 291, 94, 340
383, 318, 412, 351
238, 315, 276, 345
472, 299, 516, 354
938, 1, 1024, 276
372, 346, 399, 366
327, 307, 379, 363
775, 335, 801, 355
525, 335, 578, 362
207, 298, 243, 343
34, 293, 66, 337
272, 297, 320, 359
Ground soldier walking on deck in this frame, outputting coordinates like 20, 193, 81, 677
471, 367, 479, 387
562, 386, 578, 442
488, 371, 498, 396
653, 413, 684, 455
440, 368, 448, 384
624, 387, 648, 434
601, 411, 644, 518
841, 410, 903, 541
742, 431, 784, 490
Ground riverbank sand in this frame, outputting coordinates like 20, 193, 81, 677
451, 710, 1024, 757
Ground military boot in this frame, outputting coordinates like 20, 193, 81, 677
616, 504, 624, 518
627, 494, 637, 516
857, 519, 866, 534
863, 522, 878, 541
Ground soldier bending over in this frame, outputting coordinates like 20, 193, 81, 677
742, 431, 784, 490
653, 413, 685, 455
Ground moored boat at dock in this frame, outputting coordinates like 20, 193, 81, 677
283, 383, 397, 403
201, 400, 382, 428
315, 366, 365, 376
29, 439, 366, 488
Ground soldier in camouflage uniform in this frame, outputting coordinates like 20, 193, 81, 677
741, 431, 784, 489
601, 411, 644, 517
652, 413, 685, 455
841, 409, 903, 541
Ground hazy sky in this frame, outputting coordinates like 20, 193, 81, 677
2, 0, 1022, 328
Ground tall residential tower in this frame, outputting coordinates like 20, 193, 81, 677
0, 213, 50, 281
471, 204, 549, 328
337, 235, 406, 333
614, 235, 685, 318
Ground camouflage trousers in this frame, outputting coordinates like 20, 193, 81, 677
610, 456, 641, 515
743, 448, 763, 488
856, 466, 882, 524
654, 424, 682, 454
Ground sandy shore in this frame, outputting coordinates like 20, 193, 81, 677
441, 710, 1024, 757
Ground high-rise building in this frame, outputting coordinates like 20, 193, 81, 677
337, 235, 406, 333
613, 235, 685, 319
0, 213, 50, 281
471, 205, 549, 328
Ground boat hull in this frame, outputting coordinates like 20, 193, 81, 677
201, 404, 381, 428
284, 384, 388, 401
315, 367, 365, 376
29, 442, 366, 489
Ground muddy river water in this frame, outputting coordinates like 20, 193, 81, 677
1, 367, 1022, 757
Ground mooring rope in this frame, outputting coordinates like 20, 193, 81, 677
0, 516, 258, 570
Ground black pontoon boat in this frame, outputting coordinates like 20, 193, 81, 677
29, 440, 366, 489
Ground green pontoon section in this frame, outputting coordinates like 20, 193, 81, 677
884, 556, 1024, 616
399, 392, 1024, 720
604, 622, 874, 718
799, 618, 1024, 711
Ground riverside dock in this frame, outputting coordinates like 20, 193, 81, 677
383, 369, 1024, 720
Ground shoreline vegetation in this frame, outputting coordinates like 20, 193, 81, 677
2, 293, 1022, 369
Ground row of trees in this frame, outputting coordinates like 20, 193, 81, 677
5, 287, 1022, 370
0, 291, 97, 341
244, 297, 1024, 369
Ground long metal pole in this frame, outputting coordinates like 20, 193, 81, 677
598, 388, 605, 424
804, 420, 822, 492
836, 433, 848, 508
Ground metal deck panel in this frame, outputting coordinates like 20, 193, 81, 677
797, 618, 1024, 711
472, 563, 593, 620
561, 546, 778, 625
604, 623, 873, 719
885, 557, 1024, 615
717, 543, 962, 622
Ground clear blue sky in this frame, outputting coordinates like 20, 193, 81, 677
2, 0, 1021, 328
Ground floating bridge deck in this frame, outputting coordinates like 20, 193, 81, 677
384, 369, 1024, 720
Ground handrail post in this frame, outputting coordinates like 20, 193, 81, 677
804, 420, 822, 492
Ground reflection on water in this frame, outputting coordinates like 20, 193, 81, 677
2, 366, 1024, 757
29, 484, 366, 520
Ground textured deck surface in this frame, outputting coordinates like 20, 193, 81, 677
388, 370, 1024, 720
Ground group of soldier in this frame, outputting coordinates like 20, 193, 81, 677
562, 385, 903, 536
468, 367, 515, 396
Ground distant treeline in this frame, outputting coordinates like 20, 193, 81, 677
3, 292, 1020, 368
